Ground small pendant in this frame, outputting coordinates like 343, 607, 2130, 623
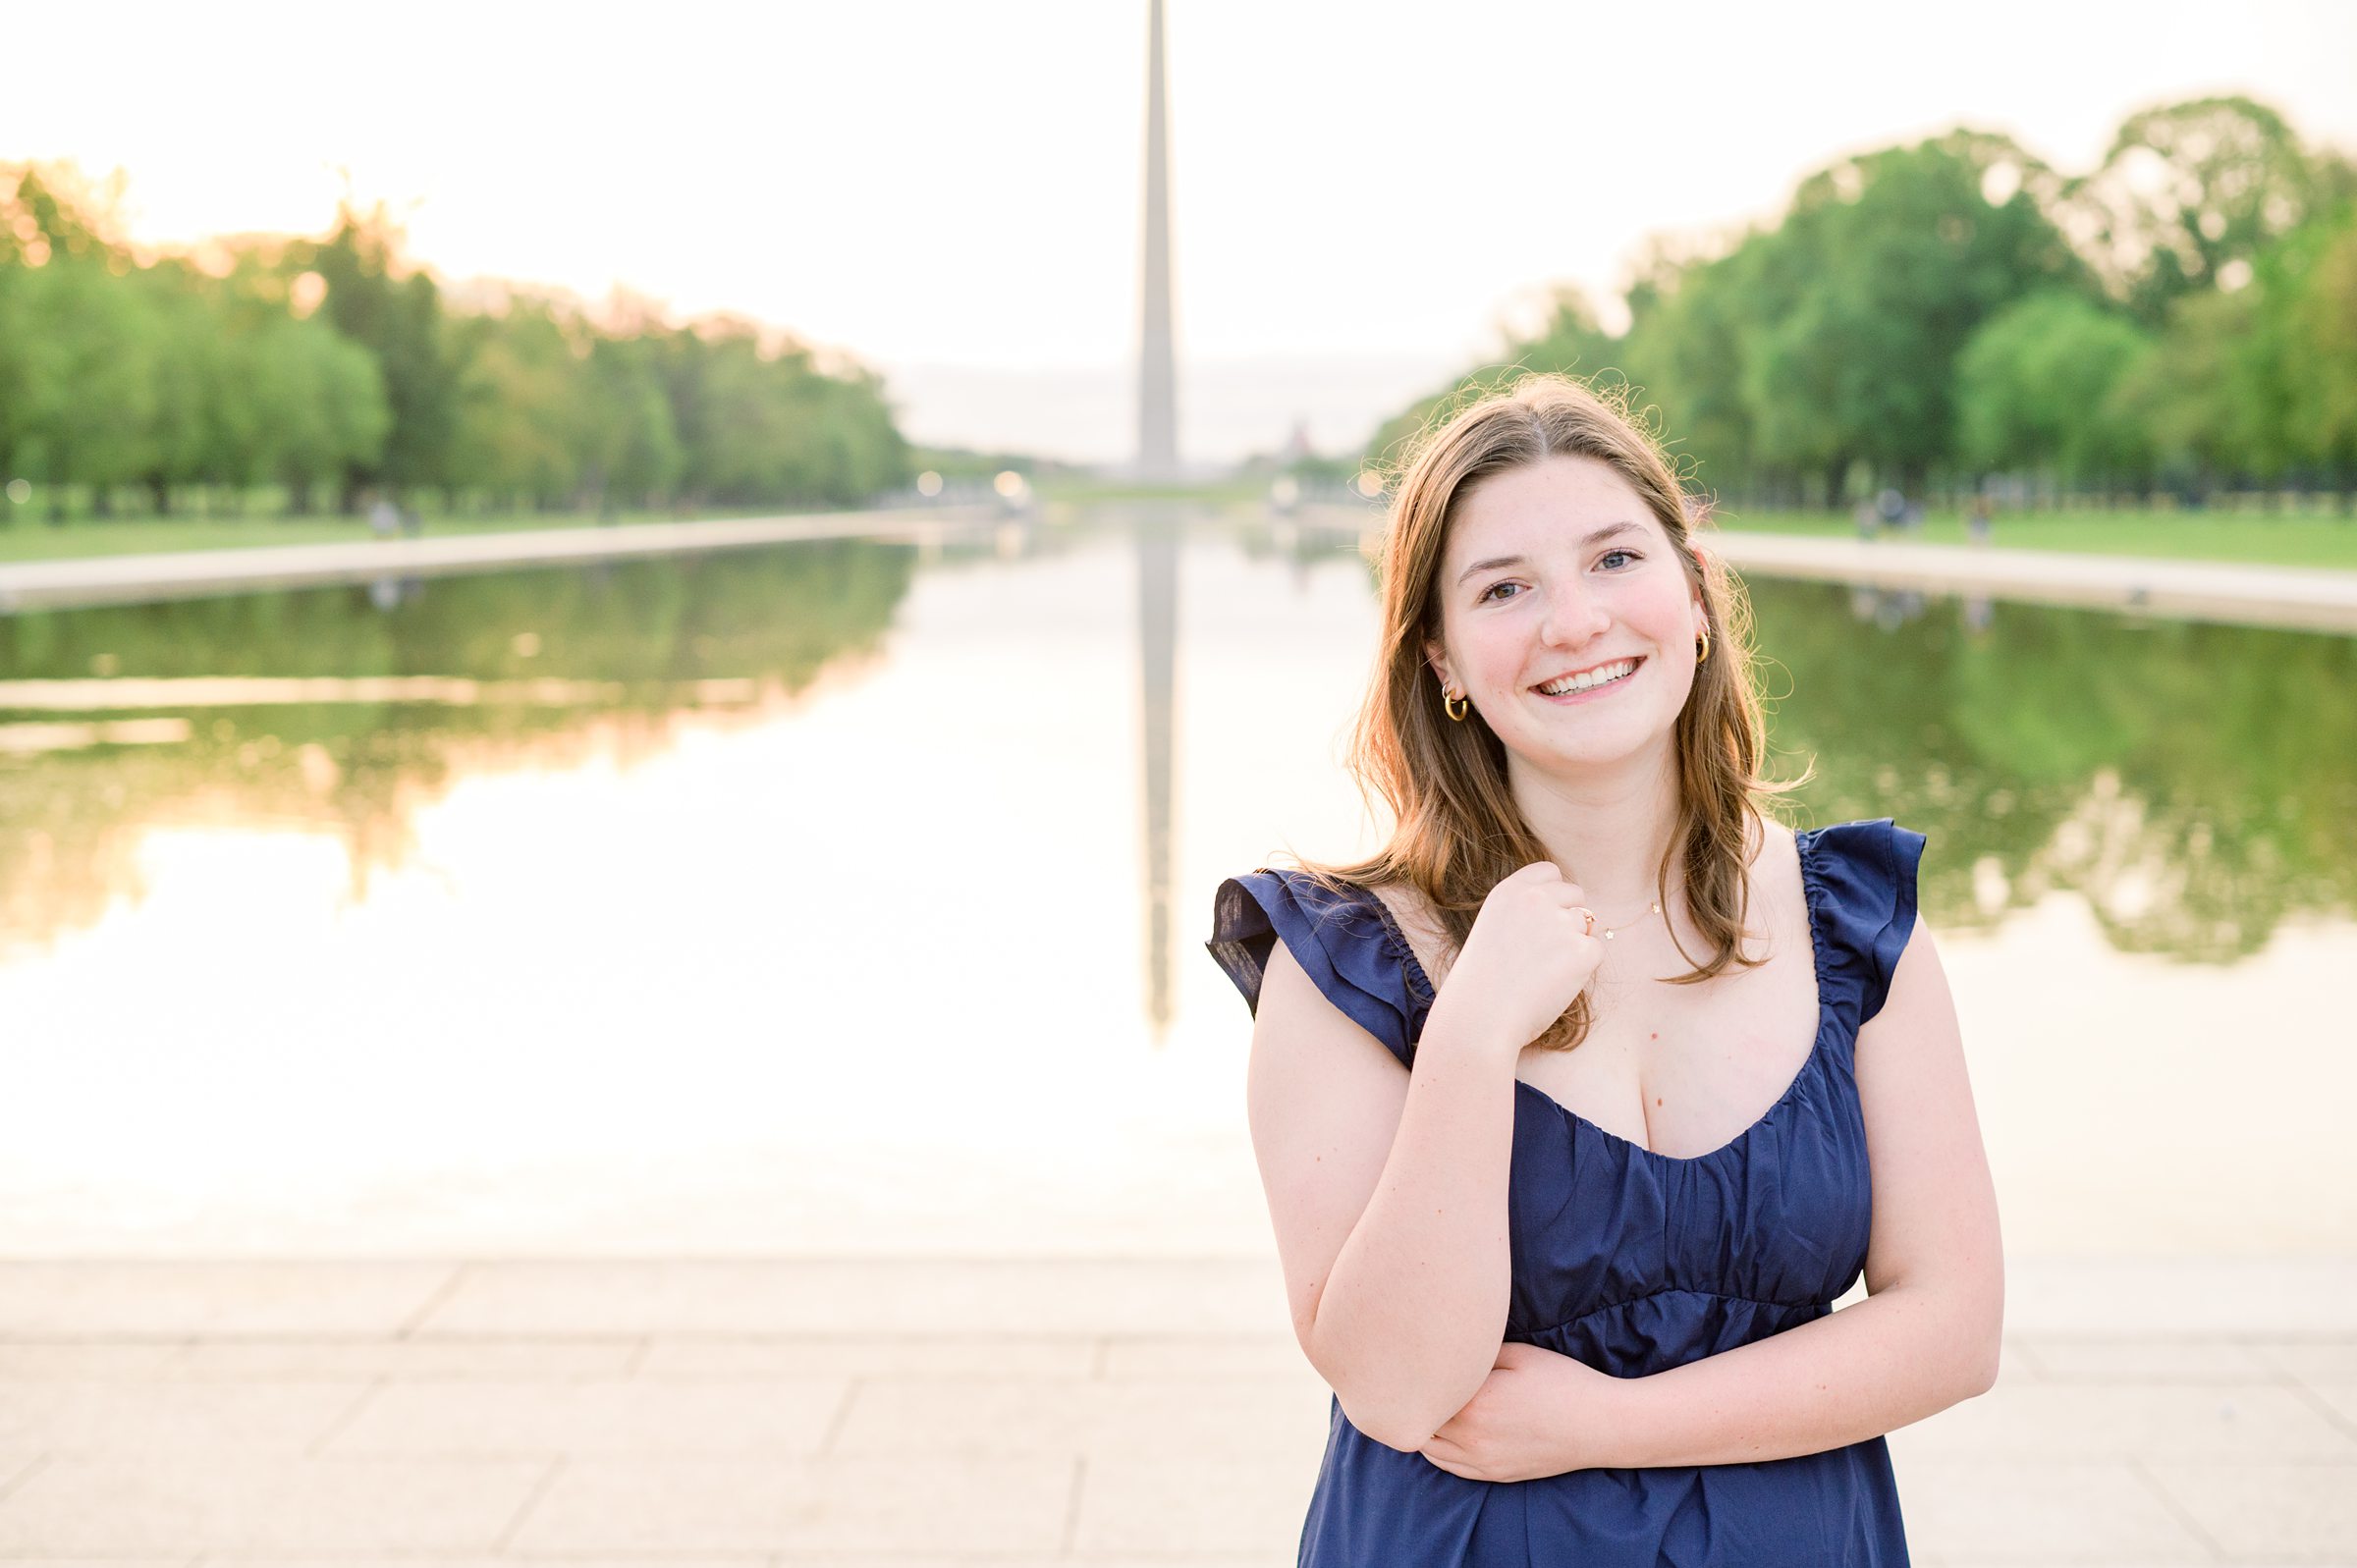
1603, 929, 1615, 940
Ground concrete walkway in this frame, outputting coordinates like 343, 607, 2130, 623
1705, 530, 2357, 637
0, 508, 1003, 614
0, 1255, 2348, 1564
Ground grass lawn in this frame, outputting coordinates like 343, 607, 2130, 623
1707, 505, 2357, 571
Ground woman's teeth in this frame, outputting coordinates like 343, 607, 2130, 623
1535, 659, 1638, 696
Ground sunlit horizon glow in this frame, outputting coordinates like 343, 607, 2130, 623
6, 0, 2354, 461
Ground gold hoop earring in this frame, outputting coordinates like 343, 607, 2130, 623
1695, 626, 1712, 665
1443, 687, 1469, 722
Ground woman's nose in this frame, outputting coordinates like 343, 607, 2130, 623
1541, 583, 1612, 647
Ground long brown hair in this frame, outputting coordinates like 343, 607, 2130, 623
1290, 372, 1806, 1053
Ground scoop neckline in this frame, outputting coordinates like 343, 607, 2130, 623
1355, 825, 1836, 1166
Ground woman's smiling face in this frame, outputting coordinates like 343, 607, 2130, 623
1425, 454, 1706, 775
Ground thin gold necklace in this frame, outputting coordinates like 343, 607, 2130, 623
1593, 897, 1664, 941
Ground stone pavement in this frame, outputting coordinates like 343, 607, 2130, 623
0, 1257, 2350, 1565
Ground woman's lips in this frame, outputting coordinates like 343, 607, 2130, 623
1530, 656, 1644, 703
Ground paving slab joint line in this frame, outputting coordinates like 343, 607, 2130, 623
2125, 1452, 2231, 1562
2280, 1373, 2357, 1446
818, 1375, 864, 1455
491, 1453, 567, 1555
0, 1450, 48, 1504
2250, 1336, 2357, 1404
306, 1372, 388, 1456
394, 1259, 471, 1339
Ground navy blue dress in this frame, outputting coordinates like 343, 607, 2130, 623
1205, 818, 1925, 1567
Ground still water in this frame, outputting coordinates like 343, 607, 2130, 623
2, 508, 2352, 1259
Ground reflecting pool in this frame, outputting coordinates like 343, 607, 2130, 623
2, 508, 2351, 1259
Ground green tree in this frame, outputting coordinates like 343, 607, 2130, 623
659, 319, 908, 508
1, 163, 136, 494
1954, 292, 2154, 493
2107, 288, 2259, 498
299, 202, 462, 506
10, 256, 160, 517
445, 297, 590, 509
2061, 96, 2331, 325
1619, 244, 1761, 494
127, 259, 231, 514
1737, 131, 2090, 495
578, 334, 684, 513
250, 312, 391, 500
2249, 207, 2357, 501
2, 161, 912, 522
2284, 213, 2357, 501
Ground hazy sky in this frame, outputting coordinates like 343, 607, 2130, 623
7, 0, 2354, 461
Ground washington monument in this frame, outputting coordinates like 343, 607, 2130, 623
1135, 0, 1178, 479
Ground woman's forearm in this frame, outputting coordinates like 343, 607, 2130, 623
1309, 993, 1521, 1451
1589, 1284, 2001, 1469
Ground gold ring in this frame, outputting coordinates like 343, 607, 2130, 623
1580, 908, 1595, 938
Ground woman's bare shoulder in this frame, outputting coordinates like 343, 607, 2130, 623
1753, 812, 1801, 878
1362, 876, 1457, 987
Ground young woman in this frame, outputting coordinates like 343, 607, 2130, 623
1206, 375, 2001, 1565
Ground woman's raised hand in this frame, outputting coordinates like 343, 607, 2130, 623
1435, 862, 1607, 1055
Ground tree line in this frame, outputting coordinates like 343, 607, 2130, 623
1371, 97, 2357, 510
0, 166, 913, 522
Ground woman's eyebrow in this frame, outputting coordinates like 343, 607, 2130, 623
1454, 522, 1645, 585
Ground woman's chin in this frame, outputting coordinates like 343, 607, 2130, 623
1507, 712, 1678, 775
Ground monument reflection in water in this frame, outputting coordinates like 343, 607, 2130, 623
0, 506, 2349, 1261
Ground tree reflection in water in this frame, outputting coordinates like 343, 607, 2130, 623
0, 537, 926, 952
1748, 576, 2356, 963
0, 538, 2350, 967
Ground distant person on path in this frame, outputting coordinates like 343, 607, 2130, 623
1876, 486, 1906, 534
1205, 374, 2000, 1567
1968, 492, 1994, 546
366, 496, 400, 539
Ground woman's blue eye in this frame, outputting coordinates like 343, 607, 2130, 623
1480, 553, 1637, 601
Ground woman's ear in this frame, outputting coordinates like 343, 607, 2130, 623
1424, 636, 1454, 691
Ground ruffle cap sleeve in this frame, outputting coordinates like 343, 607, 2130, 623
1801, 817, 1927, 1028
1206, 869, 1415, 1068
